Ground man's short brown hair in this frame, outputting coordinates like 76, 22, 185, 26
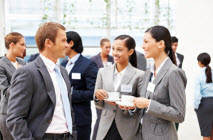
35, 22, 66, 51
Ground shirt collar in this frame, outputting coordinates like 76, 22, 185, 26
114, 65, 127, 77
40, 54, 57, 72
151, 57, 169, 76
67, 53, 80, 64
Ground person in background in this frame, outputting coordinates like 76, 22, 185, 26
94, 35, 144, 140
134, 26, 187, 140
194, 53, 213, 140
171, 36, 184, 130
28, 53, 39, 63
0, 32, 26, 140
61, 31, 98, 140
136, 51, 147, 71
171, 36, 184, 68
90, 38, 114, 68
90, 38, 114, 140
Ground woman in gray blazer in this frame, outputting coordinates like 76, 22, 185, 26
133, 26, 187, 140
90, 38, 114, 140
94, 35, 144, 140
0, 32, 26, 140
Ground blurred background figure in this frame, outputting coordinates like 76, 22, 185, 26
171, 36, 184, 68
194, 53, 213, 140
135, 50, 147, 71
90, 38, 114, 140
27, 53, 39, 63
0, 32, 26, 140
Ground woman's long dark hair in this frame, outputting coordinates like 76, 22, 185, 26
145, 25, 177, 65
114, 35, 137, 68
197, 53, 212, 83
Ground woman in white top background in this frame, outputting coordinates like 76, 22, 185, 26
194, 52, 213, 140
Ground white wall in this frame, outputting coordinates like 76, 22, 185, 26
176, 0, 213, 139
0, 0, 6, 56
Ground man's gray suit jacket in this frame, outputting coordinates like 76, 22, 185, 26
6, 56, 75, 140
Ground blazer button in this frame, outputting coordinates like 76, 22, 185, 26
48, 120, 52, 123
113, 110, 116, 113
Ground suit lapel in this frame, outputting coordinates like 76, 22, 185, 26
2, 56, 16, 73
105, 64, 114, 92
97, 53, 104, 68
142, 69, 152, 98
116, 63, 136, 92
70, 54, 83, 74
147, 58, 172, 99
35, 56, 56, 106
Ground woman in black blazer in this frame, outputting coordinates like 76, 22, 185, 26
0, 32, 26, 140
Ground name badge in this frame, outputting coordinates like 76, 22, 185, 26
72, 73, 81, 80
121, 85, 133, 93
147, 82, 155, 93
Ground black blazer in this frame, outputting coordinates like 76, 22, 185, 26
90, 53, 114, 69
177, 53, 184, 68
61, 54, 98, 126
7, 56, 75, 140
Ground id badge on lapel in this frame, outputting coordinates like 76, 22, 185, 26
147, 82, 155, 93
72, 73, 81, 80
121, 85, 133, 93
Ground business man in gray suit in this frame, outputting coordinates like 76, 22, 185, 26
136, 51, 147, 71
7, 22, 75, 140
134, 58, 187, 140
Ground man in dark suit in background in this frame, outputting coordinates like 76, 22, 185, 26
171, 36, 184, 131
7, 22, 76, 140
28, 53, 39, 63
171, 36, 184, 68
61, 31, 98, 140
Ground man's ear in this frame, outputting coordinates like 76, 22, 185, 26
69, 40, 74, 49
44, 39, 53, 49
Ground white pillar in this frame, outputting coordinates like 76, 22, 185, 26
176, 0, 213, 139
0, 0, 6, 56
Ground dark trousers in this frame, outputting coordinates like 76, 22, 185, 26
76, 125, 91, 140
0, 132, 3, 140
0, 114, 14, 140
92, 108, 102, 140
104, 120, 122, 140
41, 134, 74, 140
175, 123, 179, 131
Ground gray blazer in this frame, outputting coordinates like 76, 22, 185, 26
140, 58, 187, 140
136, 51, 147, 71
0, 56, 26, 114
90, 53, 114, 69
94, 63, 144, 140
6, 56, 75, 140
